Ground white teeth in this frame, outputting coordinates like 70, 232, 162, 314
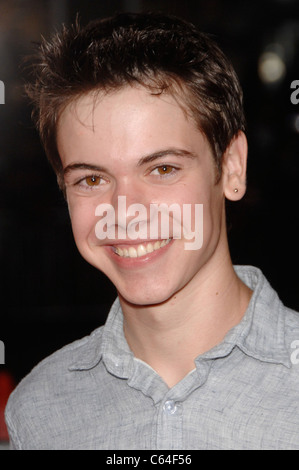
117, 247, 124, 257
146, 243, 154, 253
137, 244, 147, 257
114, 239, 171, 258
128, 246, 137, 258
154, 241, 161, 250
123, 248, 128, 257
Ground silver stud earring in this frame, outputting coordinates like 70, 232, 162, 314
234, 188, 238, 193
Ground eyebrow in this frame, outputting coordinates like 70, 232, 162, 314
63, 148, 197, 176
63, 163, 106, 176
137, 148, 197, 166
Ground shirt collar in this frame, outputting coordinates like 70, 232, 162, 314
68, 298, 134, 375
69, 265, 291, 372
198, 266, 291, 368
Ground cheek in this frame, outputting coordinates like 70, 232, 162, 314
68, 200, 97, 247
183, 181, 223, 245
201, 190, 225, 247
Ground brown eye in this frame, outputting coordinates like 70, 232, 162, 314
157, 165, 173, 175
85, 175, 101, 186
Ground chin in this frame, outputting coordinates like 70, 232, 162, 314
119, 293, 173, 307
116, 279, 181, 307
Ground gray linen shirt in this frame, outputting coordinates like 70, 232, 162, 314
5, 266, 299, 449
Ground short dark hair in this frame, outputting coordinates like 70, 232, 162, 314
25, 11, 246, 189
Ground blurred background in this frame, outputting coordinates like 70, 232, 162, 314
0, 0, 299, 439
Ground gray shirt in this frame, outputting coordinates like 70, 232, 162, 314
5, 266, 299, 449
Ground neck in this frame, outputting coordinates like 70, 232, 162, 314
119, 256, 252, 388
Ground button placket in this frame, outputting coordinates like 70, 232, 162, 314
156, 397, 183, 449
163, 400, 178, 415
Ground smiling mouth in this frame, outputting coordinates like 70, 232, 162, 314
112, 238, 172, 258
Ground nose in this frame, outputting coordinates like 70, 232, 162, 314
110, 177, 146, 209
109, 177, 151, 237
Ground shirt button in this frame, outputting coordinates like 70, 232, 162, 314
163, 400, 177, 415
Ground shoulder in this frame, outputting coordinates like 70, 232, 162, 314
283, 304, 299, 329
5, 325, 104, 449
283, 305, 299, 358
237, 265, 299, 335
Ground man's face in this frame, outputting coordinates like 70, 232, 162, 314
57, 86, 228, 306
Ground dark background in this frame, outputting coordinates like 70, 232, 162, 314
0, 0, 299, 384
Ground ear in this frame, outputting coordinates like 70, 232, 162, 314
222, 131, 248, 201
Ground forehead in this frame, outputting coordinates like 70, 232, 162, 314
58, 85, 192, 129
56, 85, 208, 166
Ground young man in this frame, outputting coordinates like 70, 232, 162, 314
5, 12, 299, 450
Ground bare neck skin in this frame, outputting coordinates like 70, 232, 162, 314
119, 239, 252, 389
